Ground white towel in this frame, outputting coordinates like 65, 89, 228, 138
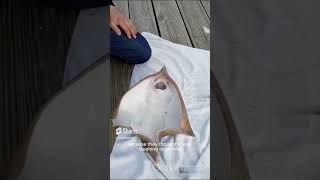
110, 32, 210, 180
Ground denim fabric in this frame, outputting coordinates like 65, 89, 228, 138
110, 29, 152, 64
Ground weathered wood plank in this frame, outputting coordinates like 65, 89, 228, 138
111, 2, 131, 110
113, 0, 129, 17
129, 0, 158, 35
153, 0, 192, 46
110, 0, 133, 145
201, 0, 210, 18
177, 0, 210, 50
110, 60, 134, 145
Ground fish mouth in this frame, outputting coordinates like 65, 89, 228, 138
152, 66, 171, 90
155, 81, 167, 90
153, 78, 169, 91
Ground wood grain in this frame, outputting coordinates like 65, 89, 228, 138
113, 0, 129, 17
201, 0, 211, 18
153, 0, 192, 46
110, 0, 134, 146
177, 0, 210, 50
129, 0, 158, 34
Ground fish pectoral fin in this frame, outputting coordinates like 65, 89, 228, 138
158, 128, 185, 139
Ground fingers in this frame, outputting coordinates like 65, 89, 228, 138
128, 19, 137, 39
118, 21, 132, 39
127, 22, 136, 39
111, 15, 138, 39
111, 22, 121, 36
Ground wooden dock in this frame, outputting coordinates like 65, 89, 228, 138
110, 0, 210, 144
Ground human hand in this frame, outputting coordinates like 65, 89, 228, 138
110, 5, 137, 39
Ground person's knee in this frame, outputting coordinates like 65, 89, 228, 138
133, 44, 152, 64
111, 31, 152, 64
124, 37, 152, 64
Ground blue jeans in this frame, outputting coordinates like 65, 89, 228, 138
110, 29, 152, 64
